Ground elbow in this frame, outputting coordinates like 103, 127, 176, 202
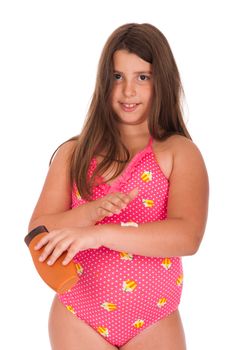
28, 216, 47, 233
188, 242, 200, 256
186, 230, 204, 256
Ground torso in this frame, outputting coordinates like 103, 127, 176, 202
61, 134, 184, 346
95, 134, 175, 184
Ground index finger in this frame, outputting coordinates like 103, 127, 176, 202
128, 187, 139, 199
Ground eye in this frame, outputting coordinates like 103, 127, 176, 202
113, 73, 122, 80
138, 74, 150, 81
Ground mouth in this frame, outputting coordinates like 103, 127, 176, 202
120, 103, 140, 112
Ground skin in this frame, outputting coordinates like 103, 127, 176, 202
29, 50, 209, 349
111, 49, 154, 128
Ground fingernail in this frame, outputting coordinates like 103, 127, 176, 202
39, 256, 44, 262
47, 260, 52, 265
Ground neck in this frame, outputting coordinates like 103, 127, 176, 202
119, 121, 150, 140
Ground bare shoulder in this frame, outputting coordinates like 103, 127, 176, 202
153, 134, 207, 180
155, 134, 202, 155
28, 139, 78, 228
167, 133, 200, 149
41, 138, 78, 199
167, 134, 207, 177
50, 139, 77, 166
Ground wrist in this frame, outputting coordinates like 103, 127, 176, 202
76, 202, 97, 226
94, 223, 109, 248
85, 201, 99, 225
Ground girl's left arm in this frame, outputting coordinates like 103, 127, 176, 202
98, 137, 209, 257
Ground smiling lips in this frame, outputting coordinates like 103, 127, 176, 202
120, 103, 139, 112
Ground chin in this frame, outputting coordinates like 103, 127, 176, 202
119, 117, 147, 125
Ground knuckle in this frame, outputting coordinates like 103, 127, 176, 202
113, 197, 121, 205
97, 207, 105, 216
65, 252, 73, 260
43, 245, 52, 254
115, 191, 122, 196
120, 193, 128, 201
68, 246, 77, 255
51, 249, 59, 258
124, 196, 130, 203
39, 237, 48, 246
56, 242, 65, 251
112, 206, 120, 213
105, 202, 112, 210
101, 200, 108, 207
109, 203, 117, 211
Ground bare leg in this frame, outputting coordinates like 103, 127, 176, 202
48, 295, 119, 350
120, 309, 186, 350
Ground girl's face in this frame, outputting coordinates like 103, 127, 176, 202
111, 49, 154, 126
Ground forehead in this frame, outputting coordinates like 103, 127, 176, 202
113, 49, 152, 72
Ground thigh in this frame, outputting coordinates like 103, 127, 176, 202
119, 310, 186, 350
48, 295, 119, 350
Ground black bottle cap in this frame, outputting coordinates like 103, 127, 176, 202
24, 225, 49, 246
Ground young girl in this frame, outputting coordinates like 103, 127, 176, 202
28, 23, 209, 350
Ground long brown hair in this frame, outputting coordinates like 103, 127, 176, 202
50, 23, 192, 201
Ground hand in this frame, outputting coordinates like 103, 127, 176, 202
34, 226, 101, 266
89, 187, 139, 222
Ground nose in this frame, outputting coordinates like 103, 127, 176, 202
123, 80, 136, 97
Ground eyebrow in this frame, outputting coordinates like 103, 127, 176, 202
113, 70, 152, 75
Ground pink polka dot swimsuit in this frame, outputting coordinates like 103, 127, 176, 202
58, 136, 183, 347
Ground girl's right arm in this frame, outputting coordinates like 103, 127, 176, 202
28, 140, 89, 232
28, 141, 138, 232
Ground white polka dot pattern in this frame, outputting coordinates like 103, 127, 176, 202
58, 137, 183, 347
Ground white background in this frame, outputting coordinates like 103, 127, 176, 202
1, 0, 231, 349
